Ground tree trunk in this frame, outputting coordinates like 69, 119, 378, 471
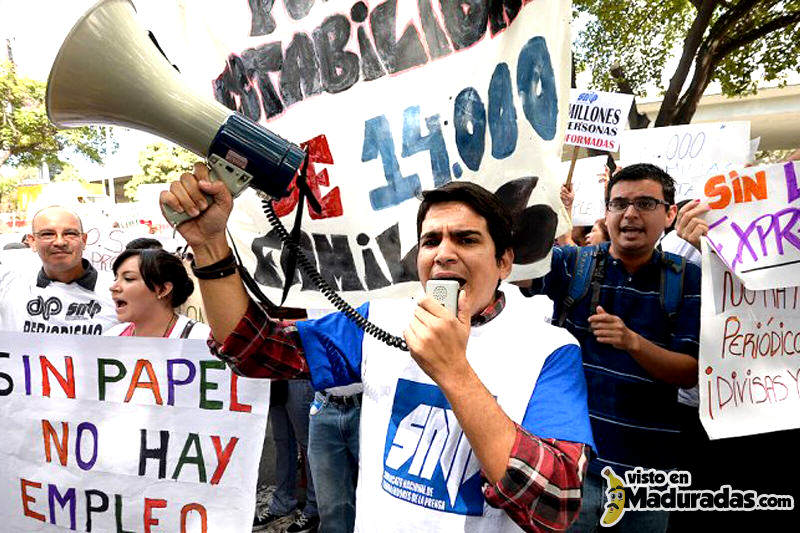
655, 0, 716, 127
610, 64, 650, 130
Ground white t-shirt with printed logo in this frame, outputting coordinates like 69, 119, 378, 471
0, 262, 118, 335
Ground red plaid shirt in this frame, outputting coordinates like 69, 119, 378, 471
209, 295, 589, 532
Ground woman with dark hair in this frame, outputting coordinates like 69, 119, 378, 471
105, 248, 210, 339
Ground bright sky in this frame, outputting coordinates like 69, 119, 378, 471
0, 0, 98, 81
0, 0, 172, 179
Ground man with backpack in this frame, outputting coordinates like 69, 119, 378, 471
520, 163, 701, 532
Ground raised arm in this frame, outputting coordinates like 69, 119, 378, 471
675, 199, 711, 251
159, 163, 249, 341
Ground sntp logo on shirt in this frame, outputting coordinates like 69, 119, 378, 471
382, 379, 483, 515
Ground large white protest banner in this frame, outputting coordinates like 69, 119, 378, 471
565, 89, 632, 152
699, 240, 800, 440
700, 161, 800, 291
560, 155, 607, 226
0, 333, 269, 532
619, 122, 751, 201
129, 0, 573, 307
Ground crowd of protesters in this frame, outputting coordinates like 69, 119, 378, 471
1, 154, 797, 532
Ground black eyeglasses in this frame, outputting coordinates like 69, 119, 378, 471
32, 229, 83, 242
606, 196, 671, 212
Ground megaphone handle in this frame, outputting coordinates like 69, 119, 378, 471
161, 192, 215, 227
161, 156, 254, 227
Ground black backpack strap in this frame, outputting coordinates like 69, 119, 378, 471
588, 250, 608, 315
179, 319, 197, 339
659, 252, 686, 325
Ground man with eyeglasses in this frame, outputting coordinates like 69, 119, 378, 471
519, 163, 701, 532
0, 206, 117, 335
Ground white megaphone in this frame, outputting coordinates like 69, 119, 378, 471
46, 0, 305, 226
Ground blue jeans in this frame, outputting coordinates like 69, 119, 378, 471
308, 391, 361, 533
269, 380, 318, 517
569, 471, 669, 532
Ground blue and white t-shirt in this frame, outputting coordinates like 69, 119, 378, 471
297, 286, 593, 532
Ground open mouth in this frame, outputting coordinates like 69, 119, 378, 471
620, 227, 644, 234
114, 299, 128, 311
434, 275, 466, 288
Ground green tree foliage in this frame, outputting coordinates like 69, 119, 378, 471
51, 163, 84, 183
574, 0, 800, 126
125, 142, 197, 200
0, 61, 110, 168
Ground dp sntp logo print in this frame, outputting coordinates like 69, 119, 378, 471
26, 297, 62, 320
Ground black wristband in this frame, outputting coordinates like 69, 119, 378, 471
191, 251, 238, 280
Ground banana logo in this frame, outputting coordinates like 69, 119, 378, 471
600, 466, 626, 527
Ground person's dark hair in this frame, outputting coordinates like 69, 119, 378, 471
125, 237, 163, 250
416, 182, 513, 259
112, 249, 194, 307
606, 163, 676, 206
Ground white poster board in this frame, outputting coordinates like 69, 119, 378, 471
0, 333, 269, 532
565, 89, 633, 152
137, 0, 574, 308
701, 161, 800, 291
699, 240, 800, 440
619, 122, 751, 201
560, 155, 607, 226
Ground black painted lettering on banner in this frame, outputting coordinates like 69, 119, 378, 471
314, 15, 360, 94
313, 234, 365, 291
418, 0, 453, 59
0, 352, 12, 396
227, 0, 539, 116
488, 0, 523, 35
439, 0, 488, 50
252, 228, 318, 290
281, 33, 322, 107
358, 233, 392, 290
357, 26, 387, 81
376, 224, 419, 284
248, 0, 277, 36
284, 0, 315, 20
370, 0, 428, 74
244, 43, 285, 117
139, 429, 170, 479
216, 55, 262, 121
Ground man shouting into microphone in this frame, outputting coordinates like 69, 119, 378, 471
161, 166, 593, 532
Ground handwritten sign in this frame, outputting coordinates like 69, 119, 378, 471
619, 122, 751, 201
699, 241, 800, 440
0, 333, 269, 532
565, 90, 633, 152
560, 155, 607, 226
155, 0, 572, 307
701, 162, 800, 291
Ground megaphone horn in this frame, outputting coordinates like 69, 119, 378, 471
46, 0, 305, 225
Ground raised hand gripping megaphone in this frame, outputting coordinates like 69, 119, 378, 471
46, 0, 306, 226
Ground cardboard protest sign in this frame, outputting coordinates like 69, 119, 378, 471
699, 240, 800, 440
560, 155, 607, 226
700, 161, 800, 291
147, 0, 572, 307
0, 333, 269, 532
619, 122, 751, 201
565, 90, 633, 152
